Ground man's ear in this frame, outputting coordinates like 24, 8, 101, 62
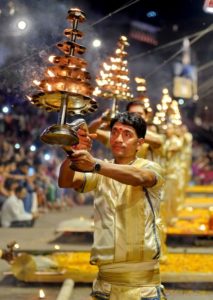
137, 138, 144, 149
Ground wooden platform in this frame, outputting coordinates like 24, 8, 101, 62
8, 252, 213, 283
186, 185, 213, 194
184, 197, 213, 208
7, 270, 213, 283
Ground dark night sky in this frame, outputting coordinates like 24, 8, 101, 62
0, 0, 212, 128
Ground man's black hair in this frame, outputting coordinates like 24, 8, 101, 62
15, 185, 26, 194
4, 179, 18, 191
17, 160, 30, 169
110, 112, 147, 138
126, 100, 147, 114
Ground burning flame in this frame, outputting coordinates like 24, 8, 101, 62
54, 244, 60, 250
39, 289, 45, 299
33, 80, 41, 86
199, 224, 206, 231
26, 96, 32, 101
47, 69, 55, 77
48, 55, 55, 63
14, 243, 20, 249
46, 83, 52, 91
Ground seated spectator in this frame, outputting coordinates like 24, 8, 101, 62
0, 162, 10, 208
1, 182, 39, 227
10, 159, 38, 213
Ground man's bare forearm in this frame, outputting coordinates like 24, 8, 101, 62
58, 158, 83, 189
88, 116, 103, 133
144, 130, 164, 148
96, 159, 156, 187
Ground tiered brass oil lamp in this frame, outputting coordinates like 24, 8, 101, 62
93, 35, 133, 118
28, 8, 97, 146
134, 77, 153, 122
153, 88, 182, 130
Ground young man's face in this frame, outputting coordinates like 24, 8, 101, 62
20, 165, 29, 175
110, 122, 143, 160
17, 188, 27, 199
127, 105, 147, 121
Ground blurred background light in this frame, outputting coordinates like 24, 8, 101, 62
146, 11, 157, 18
44, 153, 51, 161
203, 0, 213, 13
92, 39, 102, 48
17, 20, 27, 30
2, 106, 9, 114
14, 143, 20, 149
30, 145, 36, 152
178, 98, 185, 105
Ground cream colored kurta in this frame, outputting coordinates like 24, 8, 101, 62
79, 158, 165, 300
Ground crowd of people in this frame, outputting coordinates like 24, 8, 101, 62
191, 140, 213, 185
0, 104, 92, 227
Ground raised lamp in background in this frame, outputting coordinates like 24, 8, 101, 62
93, 35, 133, 119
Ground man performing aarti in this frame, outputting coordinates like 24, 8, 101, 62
58, 112, 166, 300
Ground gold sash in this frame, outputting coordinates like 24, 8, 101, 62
97, 260, 160, 300
99, 260, 160, 286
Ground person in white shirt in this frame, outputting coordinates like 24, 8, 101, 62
1, 184, 38, 227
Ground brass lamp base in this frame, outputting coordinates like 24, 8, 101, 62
40, 124, 79, 146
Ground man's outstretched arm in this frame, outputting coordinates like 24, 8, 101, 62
69, 150, 159, 188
